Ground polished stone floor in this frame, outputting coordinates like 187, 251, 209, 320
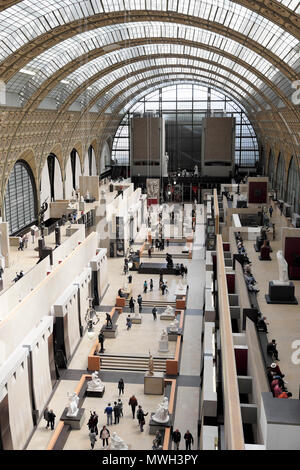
26, 203, 205, 451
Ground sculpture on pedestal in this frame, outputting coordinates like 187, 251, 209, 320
169, 318, 180, 332
66, 392, 79, 417
147, 353, 154, 376
277, 250, 289, 282
152, 396, 169, 423
38, 198, 48, 238
106, 312, 113, 329
162, 305, 174, 317
87, 371, 105, 393
110, 432, 128, 450
160, 329, 168, 342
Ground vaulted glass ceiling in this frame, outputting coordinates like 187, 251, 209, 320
1, 0, 300, 117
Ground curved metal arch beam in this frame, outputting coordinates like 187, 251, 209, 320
22, 38, 289, 114
0, 12, 298, 84
61, 62, 274, 117
59, 54, 276, 112
95, 77, 259, 150
1, 0, 299, 36
85, 73, 258, 140
78, 66, 268, 120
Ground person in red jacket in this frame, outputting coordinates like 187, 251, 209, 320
278, 392, 293, 399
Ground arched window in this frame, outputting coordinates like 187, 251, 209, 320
286, 157, 299, 214
275, 153, 285, 200
4, 160, 37, 235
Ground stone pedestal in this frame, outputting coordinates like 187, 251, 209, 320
132, 314, 142, 324
160, 313, 175, 320
159, 340, 169, 352
101, 325, 118, 338
60, 408, 85, 429
86, 387, 105, 398
167, 327, 182, 341
149, 413, 172, 434
144, 372, 164, 395
265, 281, 298, 304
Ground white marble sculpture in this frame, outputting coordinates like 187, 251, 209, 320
66, 392, 79, 417
110, 432, 128, 450
159, 328, 169, 352
178, 279, 185, 291
86, 190, 90, 199
80, 195, 84, 203
160, 329, 168, 342
152, 396, 169, 424
87, 371, 105, 392
169, 318, 180, 332
162, 305, 174, 317
277, 250, 289, 282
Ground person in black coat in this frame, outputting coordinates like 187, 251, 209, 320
172, 429, 181, 450
48, 409, 56, 430
137, 405, 148, 432
113, 402, 121, 424
118, 378, 125, 395
184, 430, 194, 450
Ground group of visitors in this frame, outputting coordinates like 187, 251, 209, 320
236, 233, 259, 294
179, 263, 188, 278
143, 280, 153, 293
266, 362, 292, 399
87, 382, 152, 449
43, 407, 56, 430
171, 429, 194, 450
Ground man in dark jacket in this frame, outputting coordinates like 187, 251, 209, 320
152, 306, 157, 320
184, 430, 194, 450
113, 401, 121, 424
137, 405, 148, 432
48, 409, 56, 430
172, 429, 181, 450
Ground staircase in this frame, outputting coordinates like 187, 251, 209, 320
125, 299, 177, 308
141, 252, 189, 259
99, 354, 168, 372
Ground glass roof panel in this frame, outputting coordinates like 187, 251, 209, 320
71, 60, 266, 112
0, 0, 298, 68
6, 22, 285, 105
87, 71, 258, 116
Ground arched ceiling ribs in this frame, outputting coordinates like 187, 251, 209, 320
82, 73, 258, 142
0, 12, 298, 85
16, 38, 293, 114
74, 65, 271, 120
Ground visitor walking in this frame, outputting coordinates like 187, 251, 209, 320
150, 279, 153, 291
89, 429, 97, 449
152, 306, 158, 320
118, 378, 125, 395
126, 315, 132, 331
43, 407, 50, 429
118, 398, 123, 417
143, 280, 148, 293
172, 429, 181, 450
184, 430, 194, 450
18, 236, 24, 251
129, 395, 138, 418
137, 294, 143, 313
100, 425, 110, 448
137, 405, 148, 432
104, 403, 113, 425
48, 409, 56, 430
129, 296, 135, 313
269, 206, 273, 218
113, 401, 121, 424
